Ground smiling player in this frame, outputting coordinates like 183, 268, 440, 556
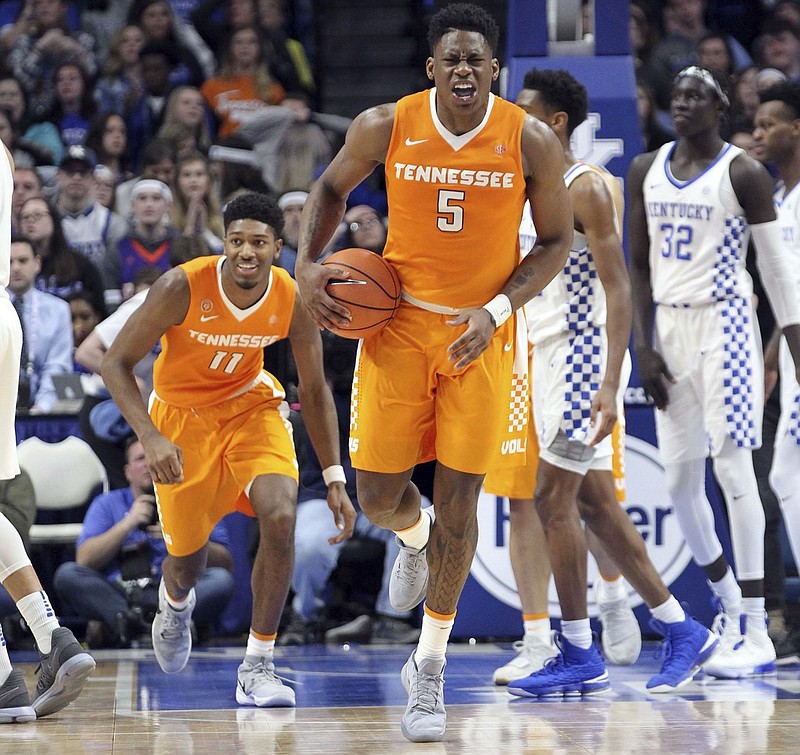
102, 191, 356, 706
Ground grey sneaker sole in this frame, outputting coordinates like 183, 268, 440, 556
32, 653, 96, 717
0, 705, 36, 724
235, 684, 296, 708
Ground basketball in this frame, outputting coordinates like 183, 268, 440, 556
322, 247, 401, 339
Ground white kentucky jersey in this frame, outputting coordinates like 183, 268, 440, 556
644, 142, 752, 307
525, 162, 609, 344
60, 204, 112, 267
0, 141, 11, 294
774, 181, 800, 443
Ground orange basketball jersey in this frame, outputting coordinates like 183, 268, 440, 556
384, 89, 527, 309
153, 256, 295, 407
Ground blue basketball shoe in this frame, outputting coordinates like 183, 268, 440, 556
646, 615, 719, 693
507, 634, 610, 697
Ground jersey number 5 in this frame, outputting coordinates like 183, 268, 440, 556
437, 190, 465, 232
659, 223, 693, 260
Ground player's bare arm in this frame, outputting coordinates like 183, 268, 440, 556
296, 104, 395, 332
287, 289, 357, 543
627, 150, 673, 410
102, 269, 190, 485
572, 170, 631, 444
447, 116, 572, 370
731, 153, 800, 380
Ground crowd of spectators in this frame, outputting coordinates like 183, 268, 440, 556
632, 0, 800, 146
6, 0, 800, 646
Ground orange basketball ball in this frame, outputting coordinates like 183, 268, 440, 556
322, 247, 401, 339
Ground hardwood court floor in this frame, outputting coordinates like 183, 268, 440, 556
2, 642, 800, 753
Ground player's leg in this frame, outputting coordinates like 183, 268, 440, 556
152, 543, 208, 674
583, 415, 641, 665
486, 397, 557, 683
577, 467, 717, 689
235, 471, 297, 708
584, 528, 641, 666
492, 496, 556, 684
0, 518, 95, 718
396, 464, 482, 743
703, 439, 776, 678
508, 458, 611, 698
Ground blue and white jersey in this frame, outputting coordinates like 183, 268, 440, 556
525, 162, 610, 344
644, 142, 752, 307
774, 181, 800, 444
60, 203, 112, 268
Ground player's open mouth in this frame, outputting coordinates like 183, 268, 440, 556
453, 83, 475, 99
237, 262, 258, 275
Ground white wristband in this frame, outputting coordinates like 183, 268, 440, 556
482, 294, 513, 328
322, 465, 346, 486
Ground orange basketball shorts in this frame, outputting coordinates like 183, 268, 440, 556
149, 378, 298, 557
349, 301, 528, 475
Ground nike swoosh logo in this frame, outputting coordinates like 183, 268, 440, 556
405, 137, 428, 146
200, 314, 220, 322
504, 343, 512, 351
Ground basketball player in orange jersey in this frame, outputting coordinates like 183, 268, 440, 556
295, 4, 573, 743
102, 192, 356, 707
503, 68, 717, 698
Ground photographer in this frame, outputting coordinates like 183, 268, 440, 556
53, 436, 234, 647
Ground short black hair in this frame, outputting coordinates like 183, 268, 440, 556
759, 79, 800, 118
427, 3, 499, 55
139, 138, 176, 169
10, 234, 35, 251
760, 13, 800, 41
223, 191, 285, 238
521, 68, 588, 135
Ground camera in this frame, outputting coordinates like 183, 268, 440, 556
138, 485, 159, 529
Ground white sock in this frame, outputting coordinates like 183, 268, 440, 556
0, 623, 12, 687
394, 509, 431, 551
165, 587, 194, 612
246, 631, 276, 660
561, 618, 592, 649
650, 595, 686, 625
523, 616, 551, 641
17, 591, 59, 655
742, 597, 767, 632
415, 605, 454, 663
708, 569, 742, 616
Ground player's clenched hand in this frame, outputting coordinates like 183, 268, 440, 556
142, 433, 184, 485
636, 347, 674, 411
446, 308, 495, 370
296, 261, 352, 331
326, 483, 356, 544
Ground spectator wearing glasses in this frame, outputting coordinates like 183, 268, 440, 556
342, 205, 387, 254
19, 195, 106, 317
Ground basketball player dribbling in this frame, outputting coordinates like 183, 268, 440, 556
628, 65, 800, 679
102, 192, 356, 707
295, 3, 573, 743
0, 141, 95, 722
